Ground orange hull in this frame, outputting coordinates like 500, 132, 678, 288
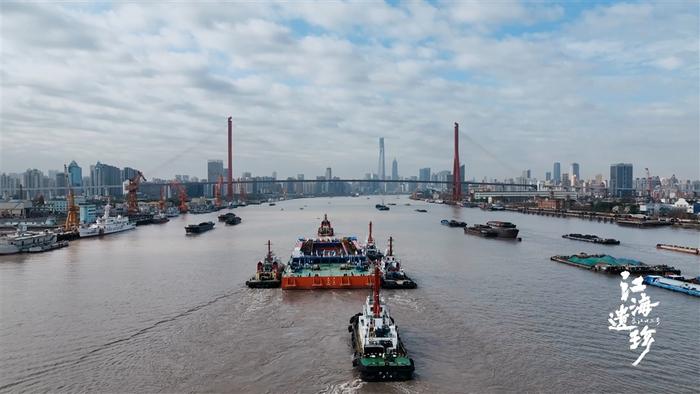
282, 274, 375, 290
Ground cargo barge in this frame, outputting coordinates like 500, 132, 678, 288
185, 221, 214, 234
562, 234, 620, 245
486, 221, 519, 238
349, 265, 415, 381
656, 244, 699, 255
617, 219, 672, 228
281, 216, 373, 290
441, 219, 467, 228
643, 275, 700, 297
550, 253, 680, 276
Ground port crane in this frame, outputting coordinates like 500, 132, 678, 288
126, 171, 147, 215
171, 181, 189, 213
63, 164, 80, 231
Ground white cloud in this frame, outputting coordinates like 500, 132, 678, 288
0, 1, 698, 181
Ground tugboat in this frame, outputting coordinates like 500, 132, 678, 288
218, 212, 237, 222
185, 221, 214, 234
225, 215, 242, 225
349, 264, 415, 381
318, 214, 334, 237
464, 224, 498, 238
563, 234, 619, 245
364, 222, 383, 261
441, 219, 467, 228
380, 237, 417, 289
151, 212, 169, 224
486, 221, 519, 238
375, 204, 390, 211
246, 241, 285, 288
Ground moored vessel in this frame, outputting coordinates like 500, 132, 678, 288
225, 215, 242, 225
562, 233, 619, 244
656, 244, 699, 255
151, 212, 169, 224
218, 212, 236, 222
349, 265, 415, 381
643, 275, 700, 297
441, 219, 466, 228
246, 241, 285, 288
550, 253, 680, 276
79, 203, 135, 238
185, 221, 215, 234
0, 226, 64, 255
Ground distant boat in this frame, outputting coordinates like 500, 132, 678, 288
185, 221, 214, 234
79, 203, 135, 238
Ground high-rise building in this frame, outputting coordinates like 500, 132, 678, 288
207, 159, 224, 197
67, 160, 82, 189
122, 167, 139, 182
553, 162, 561, 184
91, 162, 122, 196
561, 173, 570, 187
545, 172, 552, 182
570, 163, 580, 183
325, 167, 332, 180
378, 137, 385, 181
609, 163, 634, 198
391, 159, 398, 180
522, 169, 531, 179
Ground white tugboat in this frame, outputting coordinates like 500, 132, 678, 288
79, 202, 135, 238
363, 222, 383, 261
348, 265, 415, 381
0, 225, 66, 255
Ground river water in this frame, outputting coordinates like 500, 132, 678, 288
1, 196, 698, 393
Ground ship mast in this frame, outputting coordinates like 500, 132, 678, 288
388, 236, 393, 256
367, 221, 373, 244
373, 263, 381, 318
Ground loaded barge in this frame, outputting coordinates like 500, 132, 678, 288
349, 265, 415, 381
281, 215, 373, 289
562, 234, 620, 245
656, 244, 699, 255
551, 253, 680, 276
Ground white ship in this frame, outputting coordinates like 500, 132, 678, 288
79, 203, 135, 238
0, 226, 60, 255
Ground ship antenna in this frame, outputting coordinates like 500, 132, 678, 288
373, 263, 381, 318
368, 221, 373, 244
267, 240, 271, 258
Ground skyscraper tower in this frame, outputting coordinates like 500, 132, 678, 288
391, 158, 398, 180
452, 122, 461, 202
553, 162, 561, 185
571, 162, 580, 184
378, 138, 385, 180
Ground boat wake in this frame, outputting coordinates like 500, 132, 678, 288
319, 378, 365, 394
0, 289, 244, 392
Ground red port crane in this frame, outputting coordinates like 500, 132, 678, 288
126, 171, 147, 215
171, 180, 189, 213
63, 164, 79, 231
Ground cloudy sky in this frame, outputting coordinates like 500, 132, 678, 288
1, 1, 698, 181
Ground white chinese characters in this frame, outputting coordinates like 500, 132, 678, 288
608, 271, 660, 366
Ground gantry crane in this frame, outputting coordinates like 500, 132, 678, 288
126, 171, 147, 215
63, 164, 80, 231
171, 180, 189, 213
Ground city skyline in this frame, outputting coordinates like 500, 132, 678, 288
1, 2, 698, 179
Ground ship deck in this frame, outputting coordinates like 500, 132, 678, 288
284, 264, 369, 278
282, 264, 374, 289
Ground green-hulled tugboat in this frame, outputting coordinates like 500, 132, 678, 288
348, 265, 415, 381
246, 241, 284, 288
